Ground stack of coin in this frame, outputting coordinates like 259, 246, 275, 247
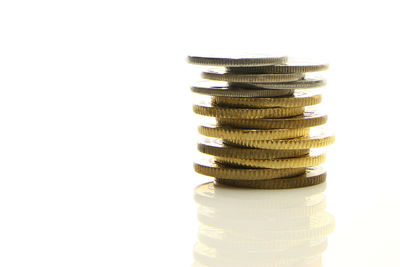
193, 182, 335, 266
188, 55, 335, 189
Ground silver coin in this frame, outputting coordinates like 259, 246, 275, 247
191, 81, 294, 98
187, 54, 288, 67
227, 59, 329, 73
229, 77, 326, 90
202, 69, 304, 83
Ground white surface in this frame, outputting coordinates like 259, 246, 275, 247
0, 0, 399, 266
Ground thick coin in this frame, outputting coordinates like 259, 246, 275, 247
227, 60, 329, 74
229, 77, 326, 89
198, 138, 309, 160
216, 167, 327, 189
202, 69, 304, 83
193, 102, 305, 119
215, 150, 325, 169
187, 54, 288, 67
191, 81, 295, 98
194, 157, 306, 180
225, 128, 335, 149
211, 90, 322, 108
198, 125, 310, 140
216, 110, 327, 129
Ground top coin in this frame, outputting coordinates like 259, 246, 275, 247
227, 59, 329, 73
187, 54, 288, 67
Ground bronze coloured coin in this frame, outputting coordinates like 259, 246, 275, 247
216, 110, 327, 129
194, 157, 306, 180
198, 138, 309, 160
216, 166, 327, 189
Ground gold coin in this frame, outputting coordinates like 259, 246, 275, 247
193, 103, 305, 119
187, 54, 288, 67
215, 150, 325, 169
226, 60, 329, 74
191, 81, 295, 98
225, 128, 335, 149
211, 90, 322, 108
202, 69, 304, 83
198, 138, 309, 160
216, 167, 326, 189
194, 157, 306, 180
229, 77, 326, 89
216, 110, 327, 129
198, 125, 310, 140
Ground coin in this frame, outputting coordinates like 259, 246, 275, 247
216, 110, 327, 129
211, 90, 322, 108
215, 166, 327, 189
194, 157, 306, 180
202, 69, 304, 83
191, 81, 295, 98
227, 60, 329, 74
229, 77, 326, 89
198, 125, 310, 140
225, 127, 335, 149
193, 102, 305, 119
198, 138, 309, 160
187, 54, 288, 67
215, 150, 325, 169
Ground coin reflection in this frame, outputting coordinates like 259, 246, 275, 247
193, 182, 335, 267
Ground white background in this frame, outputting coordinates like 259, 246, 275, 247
0, 0, 399, 266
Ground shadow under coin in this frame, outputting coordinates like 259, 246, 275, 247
193, 182, 335, 267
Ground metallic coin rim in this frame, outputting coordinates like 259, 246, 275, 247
215, 151, 326, 169
211, 90, 322, 108
193, 104, 305, 119
194, 158, 306, 180
224, 128, 335, 149
202, 71, 304, 83
198, 138, 310, 160
215, 166, 327, 189
216, 111, 327, 129
198, 125, 310, 140
187, 55, 288, 66
226, 62, 329, 74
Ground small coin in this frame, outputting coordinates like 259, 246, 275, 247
198, 138, 310, 160
225, 127, 335, 149
193, 102, 305, 119
215, 150, 326, 169
216, 110, 327, 129
191, 81, 295, 98
216, 166, 327, 189
227, 60, 329, 74
187, 54, 288, 67
202, 69, 304, 83
229, 77, 326, 89
198, 125, 310, 140
194, 157, 306, 180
